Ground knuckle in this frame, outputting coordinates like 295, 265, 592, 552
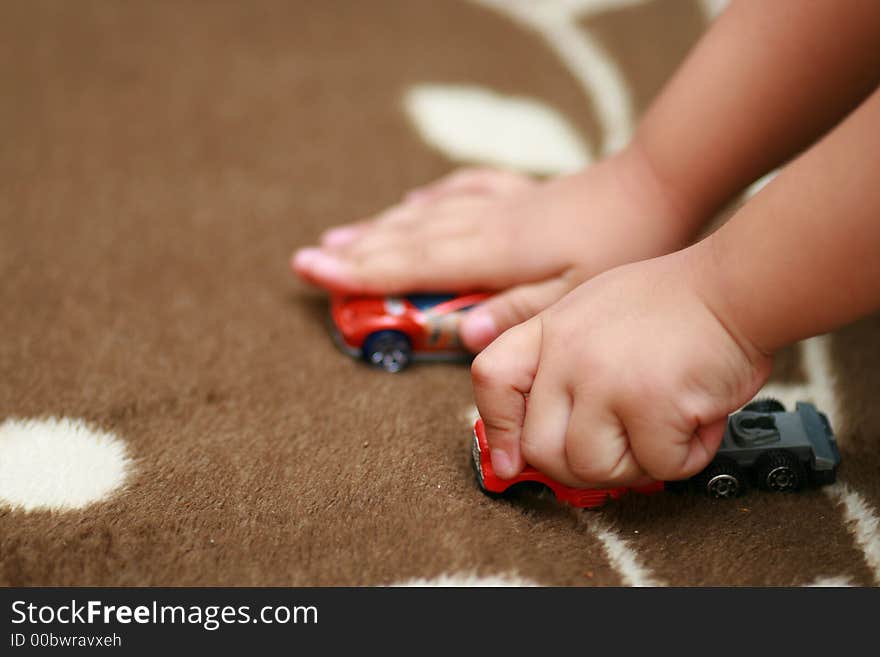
641, 460, 682, 483
629, 426, 696, 482
564, 430, 629, 484
567, 454, 612, 484
470, 351, 504, 388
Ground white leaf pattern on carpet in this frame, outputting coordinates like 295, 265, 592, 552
804, 575, 853, 587
392, 573, 538, 587
581, 514, 664, 586
825, 483, 880, 585
471, 0, 635, 155
404, 84, 591, 175
0, 417, 133, 512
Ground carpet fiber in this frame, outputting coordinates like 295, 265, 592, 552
2, 0, 879, 587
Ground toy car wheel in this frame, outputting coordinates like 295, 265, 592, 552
503, 481, 558, 507
664, 480, 691, 494
363, 330, 412, 373
756, 450, 805, 492
471, 434, 490, 492
695, 459, 745, 499
742, 398, 785, 413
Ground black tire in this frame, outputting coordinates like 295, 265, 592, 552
503, 481, 558, 509
506, 481, 553, 498
694, 458, 746, 499
742, 398, 785, 413
664, 480, 691, 494
363, 330, 412, 373
756, 450, 805, 492
470, 434, 494, 495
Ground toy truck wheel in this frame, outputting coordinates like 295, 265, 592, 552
695, 459, 745, 499
756, 450, 805, 492
742, 398, 785, 413
664, 480, 691, 494
363, 330, 412, 373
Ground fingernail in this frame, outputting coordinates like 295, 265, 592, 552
321, 226, 361, 248
461, 310, 498, 351
310, 252, 346, 277
291, 247, 320, 271
490, 448, 514, 479
292, 248, 346, 279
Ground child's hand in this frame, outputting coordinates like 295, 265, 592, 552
472, 247, 773, 487
291, 146, 700, 351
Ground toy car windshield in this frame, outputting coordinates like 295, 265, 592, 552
404, 294, 456, 310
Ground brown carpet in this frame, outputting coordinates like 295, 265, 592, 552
2, 0, 878, 587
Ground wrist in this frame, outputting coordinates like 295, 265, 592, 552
682, 236, 775, 365
614, 140, 709, 244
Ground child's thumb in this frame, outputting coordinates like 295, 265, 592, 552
460, 277, 572, 352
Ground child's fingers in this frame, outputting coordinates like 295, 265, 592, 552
289, 251, 325, 288
692, 416, 729, 472
294, 224, 525, 295
404, 167, 533, 204
357, 240, 489, 293
315, 170, 505, 252
627, 412, 723, 482
460, 277, 572, 352
471, 318, 542, 479
318, 200, 426, 250
562, 400, 646, 488
518, 368, 576, 485
319, 221, 374, 248
320, 198, 422, 248
290, 248, 456, 295
336, 210, 466, 260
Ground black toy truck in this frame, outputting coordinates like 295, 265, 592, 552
685, 399, 841, 499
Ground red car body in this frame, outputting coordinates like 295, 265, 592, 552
472, 418, 664, 508
330, 292, 489, 370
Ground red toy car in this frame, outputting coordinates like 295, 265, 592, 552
471, 418, 665, 508
330, 292, 489, 372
